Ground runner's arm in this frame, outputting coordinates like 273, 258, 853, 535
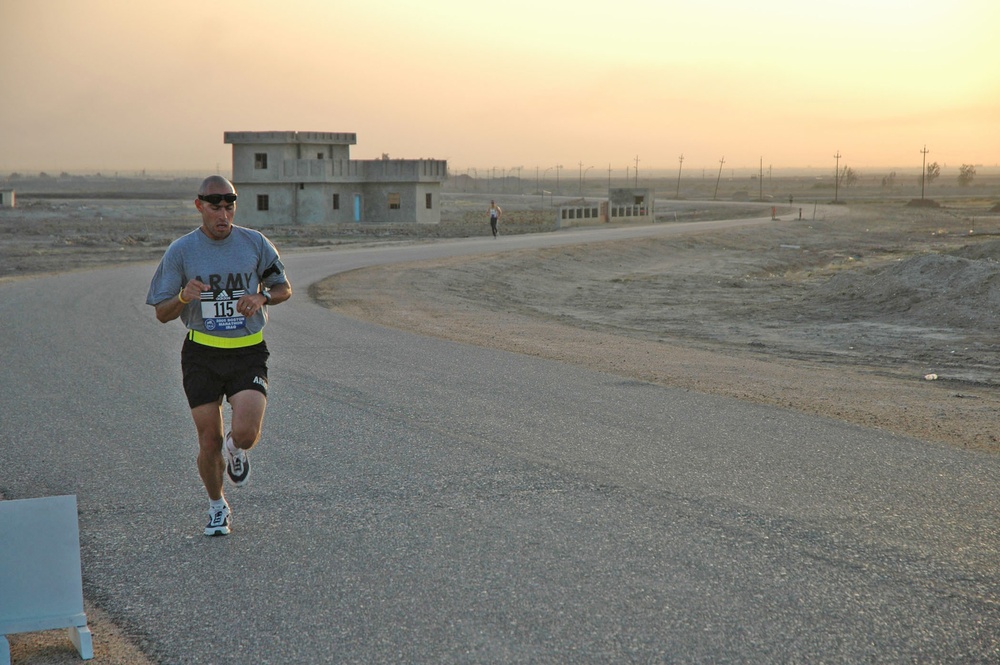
264, 280, 292, 306
154, 279, 208, 323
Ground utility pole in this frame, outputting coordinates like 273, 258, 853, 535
607, 163, 612, 192
714, 157, 725, 200
833, 151, 842, 203
633, 155, 640, 187
920, 145, 929, 200
759, 157, 763, 201
675, 154, 684, 198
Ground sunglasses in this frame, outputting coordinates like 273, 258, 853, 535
198, 193, 238, 204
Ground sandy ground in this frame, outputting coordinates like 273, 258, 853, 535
316, 197, 1000, 453
3, 188, 1000, 662
4, 602, 152, 665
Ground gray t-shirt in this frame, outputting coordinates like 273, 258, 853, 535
146, 225, 287, 337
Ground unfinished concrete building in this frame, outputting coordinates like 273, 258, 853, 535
224, 131, 448, 225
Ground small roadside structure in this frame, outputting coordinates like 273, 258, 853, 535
557, 187, 654, 227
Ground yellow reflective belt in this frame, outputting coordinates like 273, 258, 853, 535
188, 329, 263, 349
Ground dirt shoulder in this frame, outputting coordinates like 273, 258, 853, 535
4, 602, 154, 665
314, 201, 1000, 453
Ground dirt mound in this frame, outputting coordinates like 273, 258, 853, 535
950, 237, 1000, 261
807, 244, 1000, 330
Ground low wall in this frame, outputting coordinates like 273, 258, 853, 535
557, 200, 652, 227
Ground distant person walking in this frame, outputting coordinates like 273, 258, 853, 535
488, 200, 502, 237
145, 175, 292, 536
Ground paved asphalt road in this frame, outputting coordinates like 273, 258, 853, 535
2, 217, 999, 663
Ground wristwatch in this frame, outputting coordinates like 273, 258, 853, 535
261, 290, 271, 305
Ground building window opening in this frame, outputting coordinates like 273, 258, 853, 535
257, 194, 269, 211
388, 193, 401, 210
333, 194, 340, 210
425, 193, 432, 209
254, 153, 268, 169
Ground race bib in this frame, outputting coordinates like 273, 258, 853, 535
199, 289, 246, 332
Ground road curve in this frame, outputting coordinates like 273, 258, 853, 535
2, 216, 998, 663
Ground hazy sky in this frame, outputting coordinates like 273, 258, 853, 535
2, 0, 997, 174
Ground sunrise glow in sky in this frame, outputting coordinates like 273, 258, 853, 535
1, 0, 997, 174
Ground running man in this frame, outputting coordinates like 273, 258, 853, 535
488, 200, 502, 237
146, 175, 292, 536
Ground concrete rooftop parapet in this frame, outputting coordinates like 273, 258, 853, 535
225, 131, 357, 145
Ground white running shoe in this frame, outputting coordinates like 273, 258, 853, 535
224, 432, 250, 487
204, 503, 231, 536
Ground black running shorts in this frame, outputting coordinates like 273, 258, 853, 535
181, 337, 270, 409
